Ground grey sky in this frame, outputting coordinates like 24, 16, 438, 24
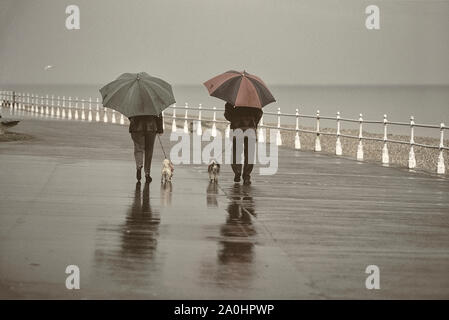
0, 0, 448, 86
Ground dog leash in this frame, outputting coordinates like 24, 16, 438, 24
157, 134, 168, 159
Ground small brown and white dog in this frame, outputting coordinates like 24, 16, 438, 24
161, 159, 174, 183
208, 160, 220, 182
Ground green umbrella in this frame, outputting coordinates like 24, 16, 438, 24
99, 72, 175, 118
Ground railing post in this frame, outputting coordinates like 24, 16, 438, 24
56, 96, 61, 117
74, 97, 79, 120
336, 111, 342, 155
111, 109, 116, 124
12, 91, 16, 110
357, 114, 364, 161
314, 110, 321, 151
212, 106, 217, 137
103, 98, 108, 123
30, 94, 33, 112
27, 93, 30, 111
15, 92, 19, 110
183, 102, 189, 134
88, 98, 93, 122
197, 104, 203, 136
40, 96, 44, 115
62, 96, 66, 118
68, 97, 73, 120
382, 114, 389, 165
437, 123, 446, 174
95, 98, 100, 122
276, 107, 282, 146
9, 92, 13, 114
258, 115, 265, 143
172, 104, 177, 132
81, 99, 86, 120
50, 95, 54, 116
120, 113, 125, 125
408, 116, 416, 169
45, 94, 49, 115
16, 93, 21, 110
295, 108, 301, 150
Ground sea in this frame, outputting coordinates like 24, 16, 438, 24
2, 84, 448, 138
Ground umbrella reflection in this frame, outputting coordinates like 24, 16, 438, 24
93, 182, 161, 285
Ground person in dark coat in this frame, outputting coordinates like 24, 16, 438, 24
224, 102, 263, 185
129, 115, 163, 182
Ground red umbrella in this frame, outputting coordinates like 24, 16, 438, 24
203, 70, 275, 108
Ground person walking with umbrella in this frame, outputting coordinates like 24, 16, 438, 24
100, 72, 175, 183
204, 71, 275, 185
128, 112, 163, 182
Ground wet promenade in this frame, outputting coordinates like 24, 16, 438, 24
1, 117, 449, 299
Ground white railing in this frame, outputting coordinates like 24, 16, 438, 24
1, 90, 447, 174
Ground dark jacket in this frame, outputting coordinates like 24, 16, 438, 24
128, 115, 164, 134
224, 104, 263, 130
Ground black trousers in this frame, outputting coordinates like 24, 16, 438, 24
231, 135, 255, 179
131, 132, 156, 174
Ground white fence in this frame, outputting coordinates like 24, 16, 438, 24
1, 90, 447, 175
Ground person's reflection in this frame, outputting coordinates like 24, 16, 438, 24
121, 182, 160, 258
215, 183, 257, 286
206, 181, 219, 207
93, 182, 161, 286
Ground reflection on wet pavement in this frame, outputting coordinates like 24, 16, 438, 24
210, 183, 258, 289
3, 118, 449, 298
160, 181, 172, 207
206, 181, 219, 207
94, 182, 161, 289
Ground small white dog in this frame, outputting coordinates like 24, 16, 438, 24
208, 160, 220, 182
161, 158, 174, 183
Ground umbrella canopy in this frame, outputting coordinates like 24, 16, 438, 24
203, 70, 275, 108
99, 72, 175, 118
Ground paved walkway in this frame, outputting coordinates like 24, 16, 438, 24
0, 117, 449, 299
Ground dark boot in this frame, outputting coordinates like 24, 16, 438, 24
136, 167, 142, 181
243, 177, 251, 185
231, 164, 242, 183
145, 173, 152, 183
234, 174, 241, 183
